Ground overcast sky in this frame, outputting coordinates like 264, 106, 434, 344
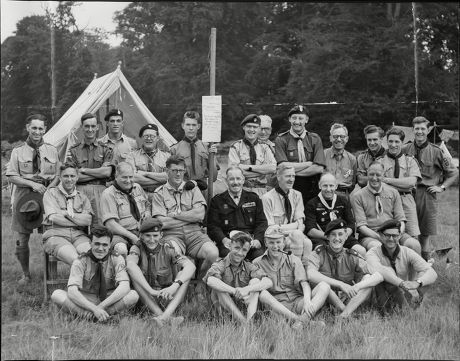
1, 1, 131, 46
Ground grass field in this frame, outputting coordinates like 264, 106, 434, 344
1, 187, 459, 360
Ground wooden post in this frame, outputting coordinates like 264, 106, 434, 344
207, 28, 217, 201
412, 2, 419, 116
50, 18, 56, 125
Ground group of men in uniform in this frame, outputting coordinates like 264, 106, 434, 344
6, 105, 456, 326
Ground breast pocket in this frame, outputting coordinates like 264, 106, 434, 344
242, 206, 256, 226
280, 273, 294, 289
286, 146, 299, 162
219, 207, 236, 230
18, 160, 34, 175
156, 267, 173, 286
273, 211, 286, 225
92, 153, 104, 168
43, 156, 57, 175
116, 197, 131, 219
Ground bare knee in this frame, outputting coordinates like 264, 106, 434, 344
75, 242, 91, 255
114, 243, 128, 256
316, 281, 331, 294
124, 290, 139, 307
352, 244, 367, 257
248, 278, 260, 286
202, 243, 219, 261
51, 289, 68, 306
402, 238, 421, 254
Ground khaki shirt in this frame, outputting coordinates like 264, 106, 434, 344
378, 154, 421, 191
129, 147, 170, 173
67, 253, 129, 294
357, 149, 385, 178
274, 130, 326, 166
403, 142, 458, 187
6, 142, 59, 180
42, 187, 93, 226
261, 188, 304, 226
228, 139, 276, 187
66, 140, 113, 170
203, 254, 267, 287
99, 183, 150, 230
253, 252, 306, 299
366, 245, 431, 281
97, 133, 138, 165
351, 184, 406, 231
324, 147, 357, 189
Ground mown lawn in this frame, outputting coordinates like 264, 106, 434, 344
1, 187, 459, 359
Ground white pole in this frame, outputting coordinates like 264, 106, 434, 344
207, 28, 217, 200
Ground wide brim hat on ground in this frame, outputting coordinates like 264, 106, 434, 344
16, 192, 44, 229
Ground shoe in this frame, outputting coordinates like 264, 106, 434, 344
153, 316, 167, 327
291, 320, 304, 330
17, 275, 31, 286
168, 316, 185, 327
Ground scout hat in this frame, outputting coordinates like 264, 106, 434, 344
138, 123, 159, 137
139, 217, 163, 233
104, 108, 123, 121
324, 218, 347, 235
264, 225, 285, 239
288, 104, 309, 118
376, 219, 401, 233
16, 192, 44, 229
259, 115, 272, 128
240, 114, 261, 127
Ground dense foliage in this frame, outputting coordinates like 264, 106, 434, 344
1, 2, 458, 150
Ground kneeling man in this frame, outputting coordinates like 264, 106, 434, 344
126, 217, 196, 326
307, 219, 383, 318
204, 231, 272, 324
51, 226, 139, 322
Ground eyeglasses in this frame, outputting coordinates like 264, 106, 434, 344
143, 135, 157, 139
332, 135, 347, 140
169, 169, 186, 174
382, 233, 400, 239
260, 127, 271, 132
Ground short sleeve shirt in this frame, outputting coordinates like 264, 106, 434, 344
203, 255, 268, 287
67, 254, 129, 294
66, 140, 113, 170
378, 154, 421, 187
129, 147, 170, 173
42, 187, 94, 226
261, 188, 304, 226
97, 133, 138, 165
99, 183, 150, 230
170, 139, 216, 181
357, 149, 385, 178
324, 148, 357, 189
274, 130, 326, 167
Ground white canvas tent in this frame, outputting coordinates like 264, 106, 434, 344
44, 65, 176, 160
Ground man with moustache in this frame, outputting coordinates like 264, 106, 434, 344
42, 165, 92, 265
403, 116, 458, 261
378, 127, 421, 240
6, 113, 60, 285
51, 226, 139, 322
350, 162, 421, 253
307, 219, 383, 318
207, 166, 268, 261
66, 113, 114, 227
204, 232, 272, 324
228, 114, 276, 197
100, 162, 151, 256
306, 173, 366, 257
274, 105, 326, 206
324, 123, 357, 197
261, 163, 312, 261
357, 125, 386, 188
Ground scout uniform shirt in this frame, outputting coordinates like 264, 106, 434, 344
129, 240, 189, 289
324, 147, 357, 191
261, 188, 305, 226
308, 245, 369, 286
129, 146, 170, 192
98, 133, 138, 165
357, 148, 386, 183
228, 139, 276, 188
378, 153, 421, 190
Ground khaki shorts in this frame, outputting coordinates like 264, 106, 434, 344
162, 224, 213, 258
415, 186, 438, 235
400, 193, 420, 237
274, 293, 304, 314
42, 228, 90, 257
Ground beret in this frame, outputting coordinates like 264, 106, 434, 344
139, 123, 159, 137
288, 104, 309, 118
139, 217, 163, 233
104, 109, 123, 121
324, 218, 347, 235
240, 114, 261, 127
264, 225, 285, 239
376, 219, 401, 233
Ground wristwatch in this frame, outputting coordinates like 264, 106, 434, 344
440, 185, 446, 191
174, 280, 183, 287
416, 279, 423, 288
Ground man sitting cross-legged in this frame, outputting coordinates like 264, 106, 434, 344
126, 217, 196, 326
254, 225, 330, 329
307, 219, 384, 319
51, 226, 139, 322
204, 231, 272, 324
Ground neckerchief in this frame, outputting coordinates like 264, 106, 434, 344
183, 137, 198, 174
83, 141, 97, 168
142, 146, 158, 172
289, 128, 307, 162
275, 186, 292, 223
386, 150, 403, 178
140, 242, 161, 286
368, 147, 385, 161
243, 138, 258, 165
26, 136, 44, 173
414, 141, 429, 163
58, 183, 78, 218
381, 244, 401, 273
325, 246, 342, 280
318, 192, 338, 221
113, 181, 141, 221
86, 250, 110, 301
367, 184, 384, 216
167, 182, 185, 214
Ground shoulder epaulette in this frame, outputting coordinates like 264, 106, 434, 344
431, 143, 441, 150
230, 140, 241, 148
154, 184, 165, 193
13, 142, 25, 149
68, 142, 82, 150
345, 248, 366, 261
278, 130, 290, 137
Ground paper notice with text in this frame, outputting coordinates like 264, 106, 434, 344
202, 96, 222, 143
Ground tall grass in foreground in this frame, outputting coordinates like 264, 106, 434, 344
1, 188, 459, 359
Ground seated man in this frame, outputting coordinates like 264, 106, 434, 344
204, 231, 272, 324
254, 226, 330, 329
307, 219, 383, 318
126, 217, 195, 326
207, 166, 268, 261
151, 155, 218, 281
51, 226, 139, 322
366, 220, 437, 313
306, 173, 366, 257
351, 162, 421, 254
100, 162, 151, 256
42, 165, 92, 265
261, 163, 312, 260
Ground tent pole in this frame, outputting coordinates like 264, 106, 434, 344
50, 15, 57, 125
412, 2, 419, 116
207, 28, 217, 201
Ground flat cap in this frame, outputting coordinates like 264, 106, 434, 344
376, 219, 401, 233
104, 108, 123, 121
324, 218, 347, 235
240, 114, 261, 127
139, 123, 159, 137
139, 217, 163, 233
288, 104, 309, 118
264, 225, 285, 239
